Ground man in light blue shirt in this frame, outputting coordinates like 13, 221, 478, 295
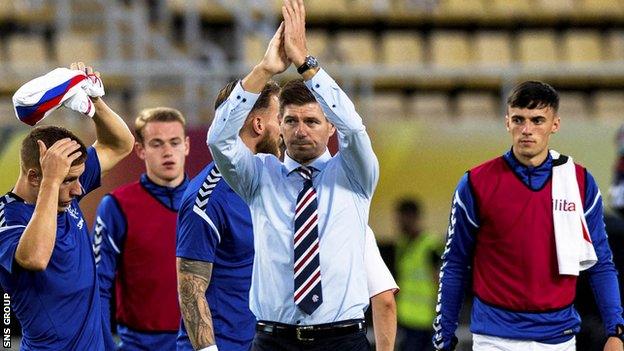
207, 0, 378, 348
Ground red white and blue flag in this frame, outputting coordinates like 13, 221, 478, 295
12, 68, 95, 126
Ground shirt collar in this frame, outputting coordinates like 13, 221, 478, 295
140, 173, 189, 196
284, 149, 332, 175
503, 148, 553, 189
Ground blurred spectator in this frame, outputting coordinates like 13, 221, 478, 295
394, 198, 442, 351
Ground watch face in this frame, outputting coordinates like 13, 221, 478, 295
306, 56, 318, 68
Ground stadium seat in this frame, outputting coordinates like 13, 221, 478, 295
436, 0, 485, 16
7, 34, 48, 67
381, 31, 423, 66
517, 30, 559, 65
535, 0, 577, 15
390, 0, 428, 15
562, 30, 604, 63
0, 2, 14, 21
244, 33, 268, 66
134, 89, 182, 116
456, 92, 499, 120
305, 0, 348, 17
345, 0, 377, 16
593, 91, 624, 120
166, 0, 229, 18
366, 92, 407, 120
335, 31, 377, 65
473, 31, 512, 67
578, 0, 624, 16
557, 92, 589, 119
490, 0, 532, 17
606, 31, 624, 62
430, 31, 472, 67
306, 30, 330, 60
55, 32, 102, 65
407, 92, 451, 120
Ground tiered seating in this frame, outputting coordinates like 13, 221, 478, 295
381, 31, 423, 65
517, 30, 558, 65
557, 92, 589, 119
430, 31, 471, 67
562, 30, 604, 63
366, 92, 407, 120
55, 32, 102, 65
593, 91, 624, 120
456, 92, 498, 120
6, 34, 49, 68
473, 31, 512, 67
335, 31, 377, 65
407, 93, 451, 120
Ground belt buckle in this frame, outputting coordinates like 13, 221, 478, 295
296, 325, 314, 341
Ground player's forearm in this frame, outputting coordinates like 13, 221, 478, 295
91, 98, 134, 165
15, 180, 59, 270
177, 259, 216, 349
371, 291, 397, 351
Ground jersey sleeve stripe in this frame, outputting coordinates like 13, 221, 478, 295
192, 205, 221, 243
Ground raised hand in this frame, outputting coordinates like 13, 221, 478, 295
71, 61, 105, 98
259, 22, 291, 75
282, 0, 308, 67
38, 138, 83, 184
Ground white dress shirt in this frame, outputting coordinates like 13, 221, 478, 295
365, 226, 399, 297
207, 69, 379, 325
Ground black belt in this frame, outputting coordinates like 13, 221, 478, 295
256, 319, 366, 342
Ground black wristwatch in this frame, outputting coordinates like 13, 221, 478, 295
297, 55, 319, 74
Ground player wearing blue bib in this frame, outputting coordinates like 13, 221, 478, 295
0, 63, 134, 351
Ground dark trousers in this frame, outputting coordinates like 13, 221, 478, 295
399, 327, 434, 351
251, 330, 371, 351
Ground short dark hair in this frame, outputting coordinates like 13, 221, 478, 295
279, 79, 316, 115
214, 81, 238, 111
134, 107, 186, 144
214, 81, 280, 113
506, 81, 559, 113
253, 81, 281, 112
396, 198, 421, 217
20, 126, 88, 171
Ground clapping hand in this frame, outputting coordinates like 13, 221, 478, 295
259, 22, 291, 76
282, 0, 308, 67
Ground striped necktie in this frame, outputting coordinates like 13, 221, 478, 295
293, 166, 323, 315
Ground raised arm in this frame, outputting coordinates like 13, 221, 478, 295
69, 63, 134, 177
207, 24, 289, 200
282, 0, 378, 197
15, 139, 83, 271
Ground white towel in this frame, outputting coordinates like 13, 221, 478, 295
12, 68, 105, 126
551, 150, 597, 276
